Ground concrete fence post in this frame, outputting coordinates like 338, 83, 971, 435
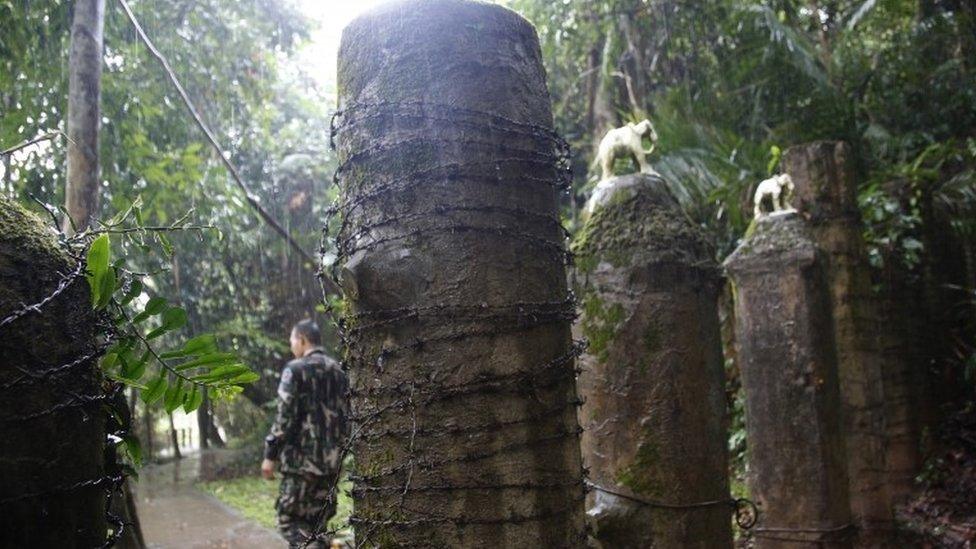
573, 174, 731, 548
725, 211, 853, 549
0, 197, 106, 546
333, 1, 586, 546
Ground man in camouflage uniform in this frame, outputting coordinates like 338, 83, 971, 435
262, 319, 349, 548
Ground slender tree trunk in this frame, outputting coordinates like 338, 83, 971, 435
63, 0, 105, 234
143, 401, 154, 462
592, 33, 617, 146
197, 388, 210, 450
168, 413, 181, 459
2, 93, 13, 196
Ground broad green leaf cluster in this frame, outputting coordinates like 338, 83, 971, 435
85, 230, 257, 414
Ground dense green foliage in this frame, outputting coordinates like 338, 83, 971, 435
511, 0, 976, 261
509, 0, 976, 479
2, 0, 337, 409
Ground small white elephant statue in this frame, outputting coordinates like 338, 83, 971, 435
753, 173, 795, 219
595, 119, 659, 181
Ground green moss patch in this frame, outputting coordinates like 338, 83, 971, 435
580, 292, 626, 363
571, 176, 711, 274
615, 437, 661, 496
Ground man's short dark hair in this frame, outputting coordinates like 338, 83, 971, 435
292, 319, 321, 345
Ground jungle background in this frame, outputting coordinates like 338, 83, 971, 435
2, 0, 975, 543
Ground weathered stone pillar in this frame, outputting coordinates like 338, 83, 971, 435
573, 174, 731, 548
0, 197, 106, 546
783, 142, 900, 542
334, 1, 585, 547
724, 212, 852, 549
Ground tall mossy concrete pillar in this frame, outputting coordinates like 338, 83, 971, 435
573, 174, 731, 548
783, 142, 903, 540
725, 212, 852, 549
335, 1, 585, 547
0, 196, 105, 547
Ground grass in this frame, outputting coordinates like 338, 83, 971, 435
199, 475, 279, 530
198, 470, 353, 538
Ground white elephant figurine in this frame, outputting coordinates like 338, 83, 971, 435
752, 173, 795, 218
595, 119, 659, 181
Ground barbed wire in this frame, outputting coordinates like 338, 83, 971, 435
304, 99, 587, 547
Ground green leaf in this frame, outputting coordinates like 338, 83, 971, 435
174, 352, 238, 372
132, 297, 167, 323
159, 334, 218, 359
182, 333, 218, 355
164, 378, 184, 413
162, 307, 188, 330
100, 353, 119, 372
192, 363, 252, 383
122, 463, 140, 481
96, 268, 116, 310
141, 373, 167, 404
183, 386, 203, 413
121, 350, 150, 381
86, 234, 111, 308
228, 371, 260, 385
767, 145, 782, 176
157, 232, 174, 257
120, 279, 144, 307
122, 435, 143, 467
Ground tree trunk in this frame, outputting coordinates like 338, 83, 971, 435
111, 480, 147, 549
196, 388, 225, 448
197, 388, 210, 450
63, 0, 105, 234
0, 196, 106, 547
168, 413, 181, 459
143, 400, 154, 462
335, 1, 586, 546
591, 32, 618, 147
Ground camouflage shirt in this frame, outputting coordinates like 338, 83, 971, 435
264, 348, 350, 476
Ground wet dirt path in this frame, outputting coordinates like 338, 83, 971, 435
132, 450, 286, 549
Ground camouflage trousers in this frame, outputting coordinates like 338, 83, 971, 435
276, 473, 337, 548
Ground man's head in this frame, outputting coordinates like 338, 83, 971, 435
290, 319, 321, 358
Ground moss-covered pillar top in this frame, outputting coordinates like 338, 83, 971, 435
574, 173, 719, 288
